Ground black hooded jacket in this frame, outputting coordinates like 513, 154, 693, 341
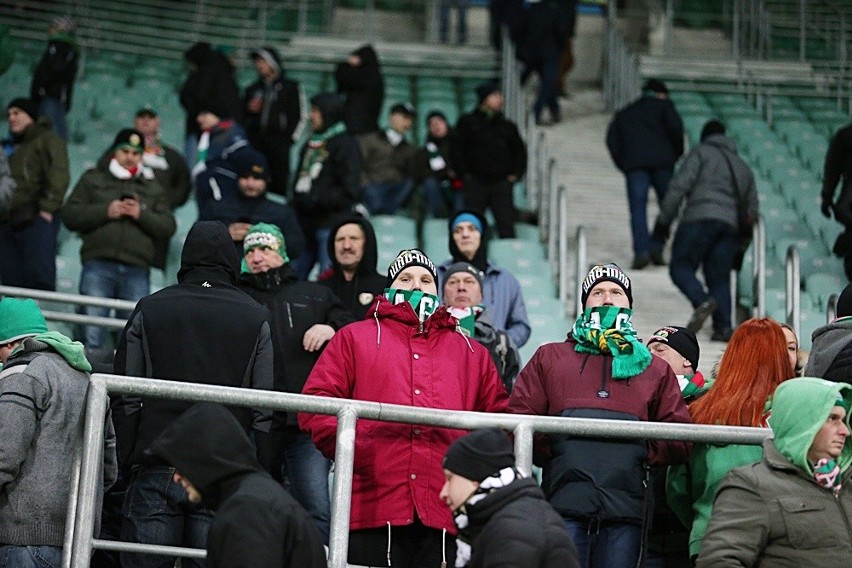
453, 108, 527, 183
146, 403, 327, 568
334, 45, 385, 135
180, 43, 243, 136
114, 221, 274, 468
319, 214, 387, 320
292, 93, 362, 226
463, 477, 580, 568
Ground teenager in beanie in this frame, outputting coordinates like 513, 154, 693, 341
299, 248, 508, 567
508, 263, 692, 568
440, 428, 580, 568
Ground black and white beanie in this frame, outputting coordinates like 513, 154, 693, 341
581, 263, 633, 307
387, 248, 437, 286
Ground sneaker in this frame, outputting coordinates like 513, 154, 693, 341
711, 328, 734, 342
651, 250, 665, 266
631, 255, 651, 270
686, 298, 717, 332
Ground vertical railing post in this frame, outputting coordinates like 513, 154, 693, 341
827, 293, 839, 323
574, 226, 587, 319
558, 186, 570, 312
327, 407, 357, 568
546, 159, 558, 268
752, 216, 766, 317
785, 246, 801, 341
513, 422, 534, 478
799, 0, 807, 61
69, 379, 108, 567
729, 269, 738, 331
61, 447, 82, 568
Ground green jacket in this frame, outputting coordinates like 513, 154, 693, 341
62, 167, 176, 268
697, 378, 852, 567
667, 443, 764, 557
3, 118, 69, 223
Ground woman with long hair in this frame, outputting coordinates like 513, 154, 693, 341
667, 318, 794, 563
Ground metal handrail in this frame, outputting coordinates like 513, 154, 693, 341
785, 244, 801, 340
67, 374, 772, 567
827, 293, 839, 323
545, 158, 558, 270
557, 185, 570, 311
0, 285, 133, 330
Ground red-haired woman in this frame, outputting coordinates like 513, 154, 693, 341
666, 318, 794, 563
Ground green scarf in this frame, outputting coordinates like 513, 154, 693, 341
571, 306, 651, 379
385, 288, 440, 323
8, 331, 92, 372
447, 305, 483, 337
299, 121, 347, 178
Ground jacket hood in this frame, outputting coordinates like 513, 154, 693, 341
184, 42, 212, 66
369, 295, 460, 334
804, 318, 852, 378
352, 44, 379, 67
325, 214, 379, 277
177, 221, 240, 285
448, 209, 489, 271
702, 134, 737, 154
12, 332, 92, 372
145, 402, 262, 506
771, 377, 852, 474
310, 93, 346, 130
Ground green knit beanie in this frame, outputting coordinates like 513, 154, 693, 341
0, 298, 48, 344
241, 222, 288, 273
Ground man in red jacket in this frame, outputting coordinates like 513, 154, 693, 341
299, 248, 508, 567
508, 263, 692, 568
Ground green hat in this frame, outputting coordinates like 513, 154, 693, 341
111, 128, 145, 153
0, 298, 48, 344
241, 223, 288, 273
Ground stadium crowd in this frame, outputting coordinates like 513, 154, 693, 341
2, 14, 852, 568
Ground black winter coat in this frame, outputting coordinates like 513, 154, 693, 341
30, 38, 78, 110
114, 221, 274, 468
464, 477, 580, 568
292, 94, 363, 226
334, 45, 384, 136
180, 49, 242, 137
243, 74, 301, 141
319, 214, 387, 320
146, 402, 327, 568
823, 122, 852, 225
606, 95, 685, 172
453, 109, 527, 182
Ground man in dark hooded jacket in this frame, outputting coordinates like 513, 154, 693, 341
114, 220, 274, 568
147, 402, 327, 568
334, 44, 384, 136
291, 93, 362, 280
318, 214, 387, 320
238, 223, 353, 543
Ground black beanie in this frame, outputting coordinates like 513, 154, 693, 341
387, 248, 438, 287
580, 263, 633, 308
643, 78, 668, 95
7, 98, 38, 121
700, 119, 726, 142
837, 283, 852, 318
443, 429, 515, 482
443, 262, 483, 291
647, 325, 700, 370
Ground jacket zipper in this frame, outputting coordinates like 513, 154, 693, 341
286, 302, 293, 328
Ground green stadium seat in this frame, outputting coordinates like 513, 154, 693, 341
489, 239, 544, 276
372, 215, 418, 275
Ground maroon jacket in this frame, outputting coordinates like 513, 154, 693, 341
507, 338, 692, 522
299, 296, 509, 532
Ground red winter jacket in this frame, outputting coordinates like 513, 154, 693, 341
298, 296, 509, 533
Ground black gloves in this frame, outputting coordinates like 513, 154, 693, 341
822, 200, 833, 219
652, 221, 670, 243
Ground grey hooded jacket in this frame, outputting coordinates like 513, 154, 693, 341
657, 134, 757, 230
804, 317, 852, 383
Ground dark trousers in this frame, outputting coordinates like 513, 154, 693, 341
0, 215, 59, 291
347, 515, 457, 568
625, 168, 672, 259
531, 56, 560, 122
464, 177, 515, 238
669, 219, 738, 333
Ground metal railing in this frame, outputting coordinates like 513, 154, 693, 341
827, 292, 839, 323
501, 25, 526, 134
603, 8, 641, 112
0, 285, 132, 330
751, 216, 767, 317
66, 374, 773, 568
785, 244, 801, 339
573, 226, 588, 319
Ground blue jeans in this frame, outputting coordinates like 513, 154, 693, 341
625, 168, 673, 258
0, 215, 59, 291
439, 0, 468, 43
422, 176, 463, 218
564, 518, 642, 568
669, 220, 738, 333
37, 97, 67, 140
282, 428, 332, 544
291, 225, 332, 280
78, 259, 150, 348
363, 179, 415, 215
0, 545, 62, 568
533, 56, 560, 122
120, 466, 212, 568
